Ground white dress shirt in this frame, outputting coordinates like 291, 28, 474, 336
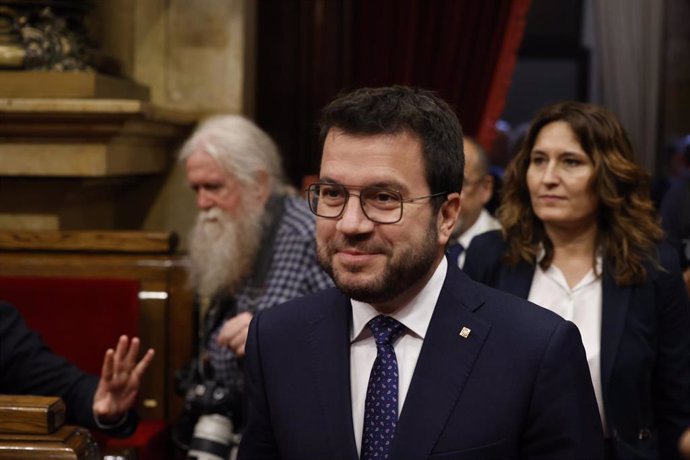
527, 257, 607, 434
454, 209, 501, 268
350, 257, 447, 455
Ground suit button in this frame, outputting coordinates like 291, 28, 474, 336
638, 428, 651, 440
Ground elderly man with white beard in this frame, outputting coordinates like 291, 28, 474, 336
177, 115, 333, 446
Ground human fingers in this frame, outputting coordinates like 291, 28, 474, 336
112, 335, 130, 367
228, 324, 249, 356
100, 348, 116, 381
123, 337, 142, 365
233, 342, 246, 358
130, 348, 156, 381
216, 312, 253, 346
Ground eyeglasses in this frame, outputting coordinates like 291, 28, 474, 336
306, 183, 449, 224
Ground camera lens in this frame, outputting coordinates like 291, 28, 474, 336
187, 414, 234, 460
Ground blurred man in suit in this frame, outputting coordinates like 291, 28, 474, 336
447, 136, 500, 268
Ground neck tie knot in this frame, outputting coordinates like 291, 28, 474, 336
367, 315, 405, 347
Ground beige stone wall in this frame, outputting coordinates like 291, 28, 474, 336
91, 0, 256, 249
94, 0, 255, 114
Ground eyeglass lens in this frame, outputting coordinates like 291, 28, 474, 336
307, 184, 402, 224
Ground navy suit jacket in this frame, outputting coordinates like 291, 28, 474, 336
464, 231, 690, 460
0, 302, 138, 437
238, 263, 604, 459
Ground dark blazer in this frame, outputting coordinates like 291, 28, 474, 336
464, 230, 690, 460
0, 302, 138, 437
238, 263, 604, 459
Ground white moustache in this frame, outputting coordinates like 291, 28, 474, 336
198, 208, 227, 223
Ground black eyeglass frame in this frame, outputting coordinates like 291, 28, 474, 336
305, 182, 450, 224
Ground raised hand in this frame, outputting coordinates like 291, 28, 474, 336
92, 335, 155, 424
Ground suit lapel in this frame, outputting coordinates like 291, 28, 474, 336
390, 268, 491, 460
306, 291, 359, 460
600, 271, 630, 403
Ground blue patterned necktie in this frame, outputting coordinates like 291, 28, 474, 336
361, 315, 405, 460
446, 242, 464, 266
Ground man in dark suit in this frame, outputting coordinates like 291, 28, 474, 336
0, 301, 154, 437
237, 86, 604, 459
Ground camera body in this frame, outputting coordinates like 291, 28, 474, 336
173, 360, 245, 458
183, 378, 235, 419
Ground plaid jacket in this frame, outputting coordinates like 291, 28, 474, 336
207, 195, 333, 385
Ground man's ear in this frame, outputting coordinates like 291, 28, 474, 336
438, 192, 461, 245
255, 170, 272, 206
480, 174, 495, 205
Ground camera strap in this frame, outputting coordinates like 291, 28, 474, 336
243, 193, 286, 309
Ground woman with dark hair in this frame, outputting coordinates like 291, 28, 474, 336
464, 101, 690, 460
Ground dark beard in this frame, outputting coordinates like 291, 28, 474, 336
318, 219, 439, 305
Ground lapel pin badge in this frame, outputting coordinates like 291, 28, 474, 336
459, 326, 471, 339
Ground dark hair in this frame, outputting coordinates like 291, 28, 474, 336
499, 101, 664, 286
318, 86, 463, 210
464, 136, 490, 177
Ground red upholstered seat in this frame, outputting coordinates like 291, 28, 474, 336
0, 276, 140, 375
0, 275, 168, 460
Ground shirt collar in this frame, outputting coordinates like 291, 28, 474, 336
458, 209, 493, 249
350, 257, 448, 342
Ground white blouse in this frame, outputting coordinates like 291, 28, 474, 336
528, 257, 607, 435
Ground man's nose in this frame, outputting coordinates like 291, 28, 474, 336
196, 188, 214, 210
336, 195, 375, 234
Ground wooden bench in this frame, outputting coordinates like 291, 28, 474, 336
0, 230, 194, 459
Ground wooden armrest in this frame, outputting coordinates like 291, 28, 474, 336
0, 396, 101, 459
0, 396, 65, 435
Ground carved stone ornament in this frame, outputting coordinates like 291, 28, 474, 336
0, 0, 96, 71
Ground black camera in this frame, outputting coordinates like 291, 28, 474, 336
172, 358, 245, 459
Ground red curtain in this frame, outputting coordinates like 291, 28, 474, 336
256, 0, 531, 183
350, 0, 531, 150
